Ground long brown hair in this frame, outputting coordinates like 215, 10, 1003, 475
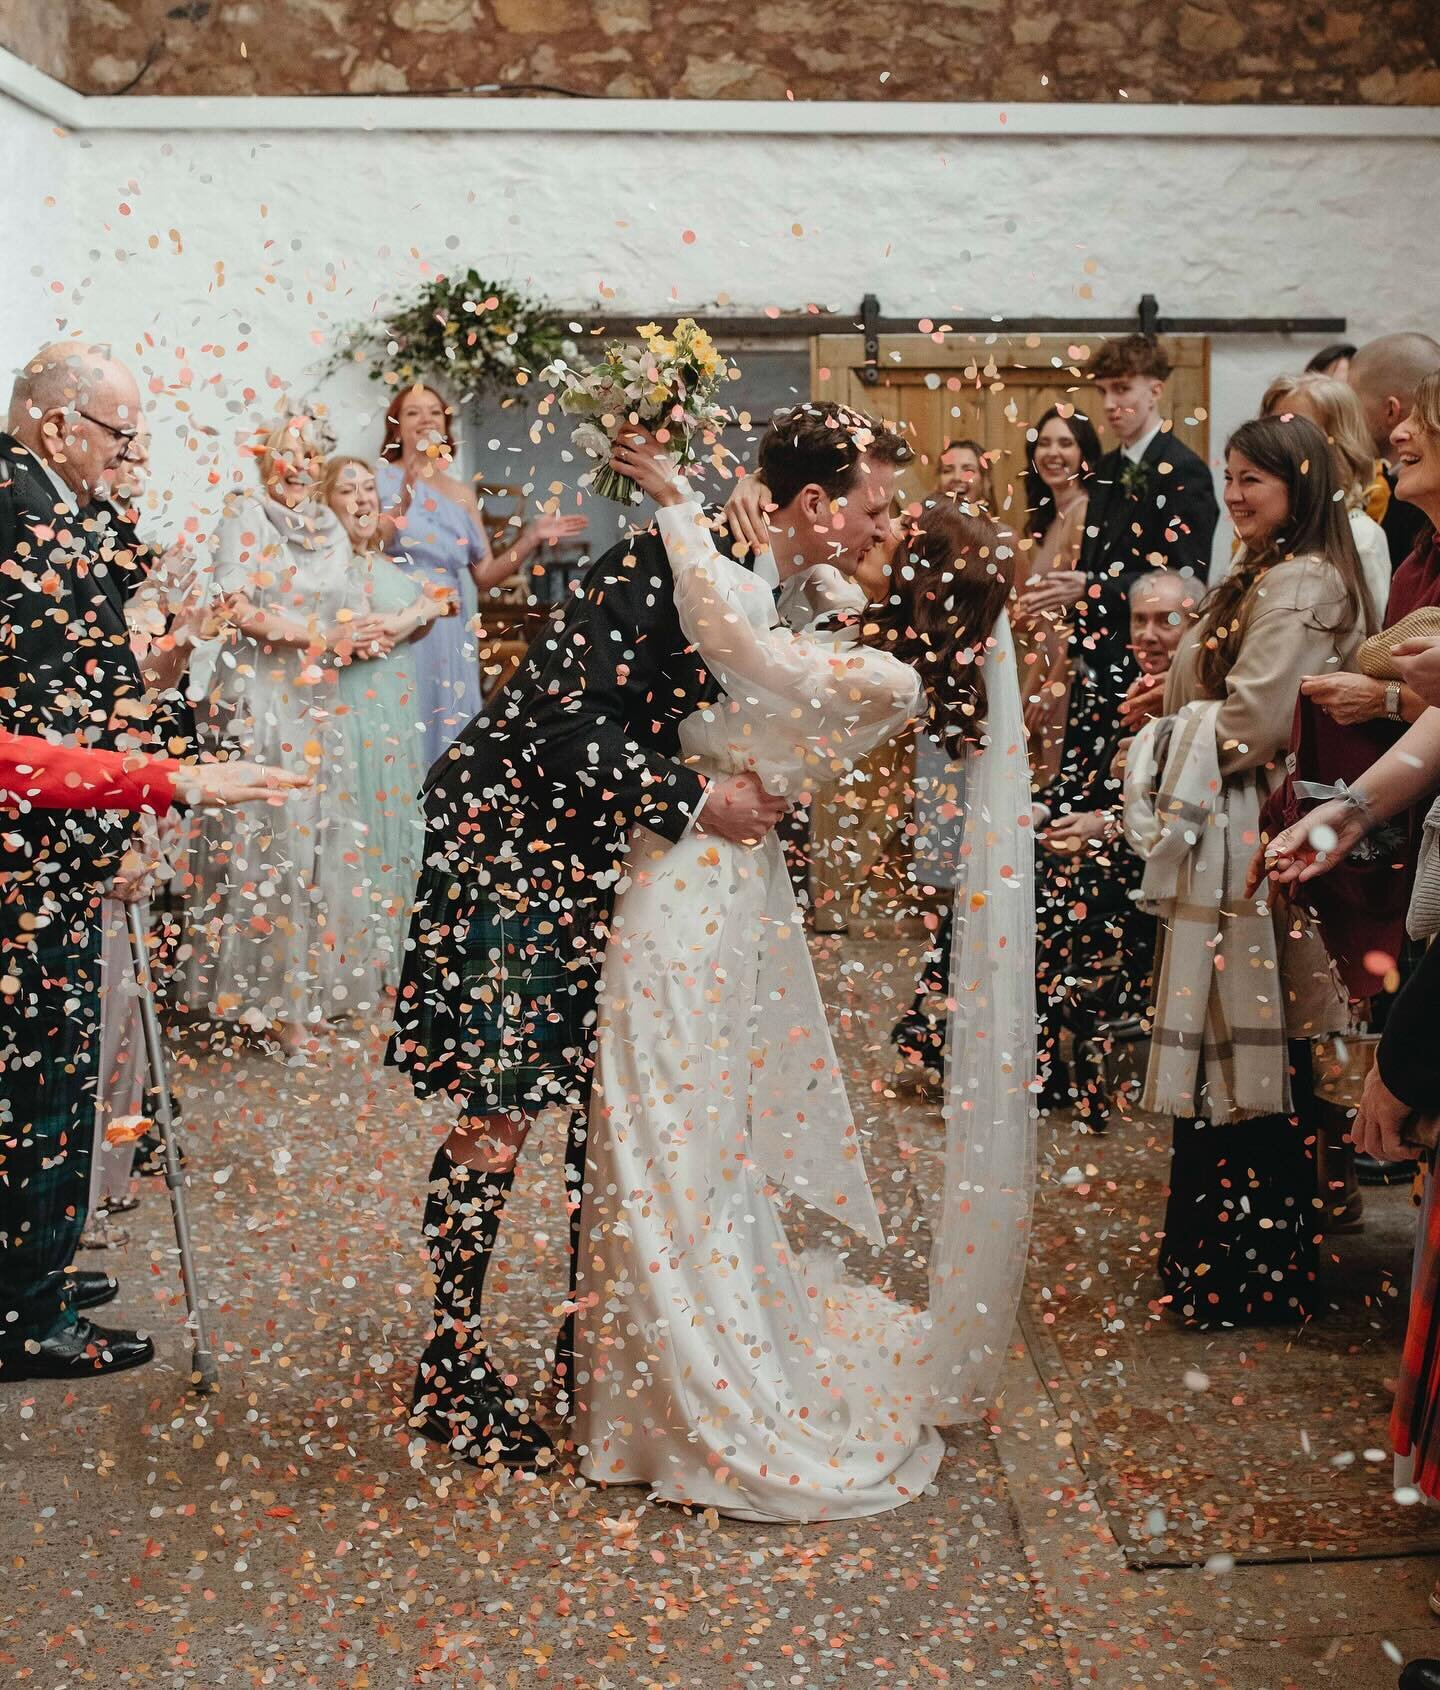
860, 500, 1015, 753
380, 381, 458, 463
1192, 413, 1367, 696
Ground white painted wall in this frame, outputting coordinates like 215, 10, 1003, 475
1, 91, 70, 382
8, 96, 1439, 564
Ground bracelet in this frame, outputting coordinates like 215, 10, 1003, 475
1337, 783, 1378, 831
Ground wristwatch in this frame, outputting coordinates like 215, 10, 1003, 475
1385, 681, 1403, 721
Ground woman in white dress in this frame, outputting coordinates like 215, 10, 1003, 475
572, 432, 1035, 1522
184, 417, 359, 1056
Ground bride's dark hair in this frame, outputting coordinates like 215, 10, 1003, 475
859, 500, 1016, 754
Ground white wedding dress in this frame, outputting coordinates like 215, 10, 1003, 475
573, 501, 1035, 1522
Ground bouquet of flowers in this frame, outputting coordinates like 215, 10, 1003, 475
541, 318, 733, 505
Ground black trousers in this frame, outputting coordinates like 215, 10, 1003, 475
0, 897, 102, 1352
1158, 1040, 1319, 1327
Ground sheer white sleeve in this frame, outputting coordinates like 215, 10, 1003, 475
655, 501, 923, 766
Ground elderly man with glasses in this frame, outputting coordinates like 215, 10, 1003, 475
0, 341, 160, 1382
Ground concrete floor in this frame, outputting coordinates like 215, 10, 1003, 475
1, 935, 1437, 1690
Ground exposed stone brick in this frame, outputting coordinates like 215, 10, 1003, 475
1, 0, 1435, 103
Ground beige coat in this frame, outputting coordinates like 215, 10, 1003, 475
1159, 554, 1361, 1046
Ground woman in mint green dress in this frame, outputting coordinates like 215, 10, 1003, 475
320, 457, 456, 1022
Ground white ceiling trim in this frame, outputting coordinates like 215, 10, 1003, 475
4, 47, 1439, 139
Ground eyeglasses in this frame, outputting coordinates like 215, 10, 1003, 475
75, 410, 141, 462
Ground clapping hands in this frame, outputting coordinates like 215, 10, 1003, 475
1013, 571, 1086, 628
1119, 670, 1168, 732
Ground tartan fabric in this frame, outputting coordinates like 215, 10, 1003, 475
388, 864, 596, 1114
1125, 701, 1290, 1123
1392, 1167, 1440, 1497
0, 894, 102, 1351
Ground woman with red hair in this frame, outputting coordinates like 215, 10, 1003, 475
376, 384, 585, 765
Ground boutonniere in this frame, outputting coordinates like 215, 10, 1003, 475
1119, 459, 1151, 501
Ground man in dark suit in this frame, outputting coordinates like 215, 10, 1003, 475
1348, 331, 1440, 568
1075, 334, 1219, 698
388, 402, 908, 1466
0, 342, 158, 1383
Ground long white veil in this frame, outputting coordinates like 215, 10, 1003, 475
913, 611, 1037, 1422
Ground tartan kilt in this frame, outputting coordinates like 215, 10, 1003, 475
387, 863, 599, 1115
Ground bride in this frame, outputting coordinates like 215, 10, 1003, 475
572, 430, 1036, 1522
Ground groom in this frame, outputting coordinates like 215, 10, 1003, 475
388, 400, 909, 1467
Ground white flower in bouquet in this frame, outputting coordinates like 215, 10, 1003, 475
570, 421, 613, 461
540, 318, 733, 505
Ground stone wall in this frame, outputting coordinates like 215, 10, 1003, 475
5, 0, 1440, 104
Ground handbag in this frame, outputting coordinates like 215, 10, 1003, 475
1357, 606, 1440, 679
1258, 694, 1413, 997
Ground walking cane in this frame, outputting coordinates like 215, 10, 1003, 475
125, 904, 220, 1394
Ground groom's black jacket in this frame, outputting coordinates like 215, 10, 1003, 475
420, 513, 743, 900
388, 512, 749, 1101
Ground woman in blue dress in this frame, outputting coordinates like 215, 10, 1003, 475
375, 383, 586, 766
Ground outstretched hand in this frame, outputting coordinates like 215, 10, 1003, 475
1243, 796, 1368, 899
175, 761, 312, 810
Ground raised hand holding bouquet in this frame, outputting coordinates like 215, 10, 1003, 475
541, 318, 733, 505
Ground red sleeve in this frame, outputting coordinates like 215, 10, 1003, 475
0, 731, 177, 815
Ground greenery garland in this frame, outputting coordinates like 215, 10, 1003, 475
325, 270, 574, 400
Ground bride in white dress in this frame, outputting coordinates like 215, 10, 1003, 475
572, 432, 1036, 1522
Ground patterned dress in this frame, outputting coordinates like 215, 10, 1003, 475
183, 494, 354, 1035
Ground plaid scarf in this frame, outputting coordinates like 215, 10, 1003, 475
1123, 701, 1290, 1123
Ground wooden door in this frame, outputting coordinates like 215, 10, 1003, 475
810, 333, 1211, 526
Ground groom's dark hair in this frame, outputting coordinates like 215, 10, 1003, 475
758, 402, 910, 508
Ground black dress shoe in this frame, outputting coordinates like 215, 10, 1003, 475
64, 1270, 119, 1311
1357, 1152, 1418, 1186
1399, 1660, 1440, 1689
0, 1318, 154, 1381
409, 1374, 556, 1471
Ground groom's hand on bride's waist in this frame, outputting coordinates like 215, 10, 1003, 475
694, 772, 787, 845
